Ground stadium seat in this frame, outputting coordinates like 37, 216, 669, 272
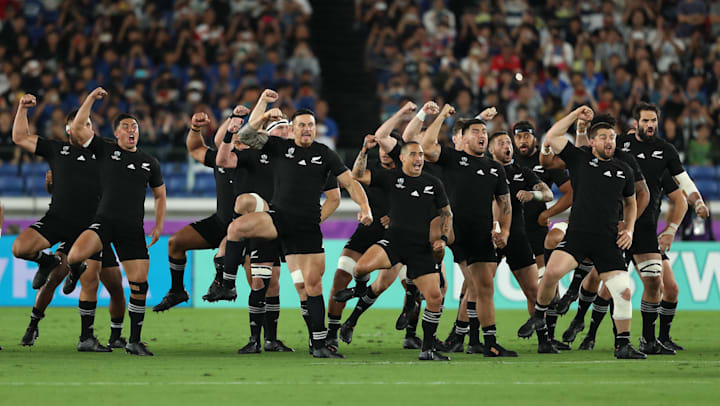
165, 174, 188, 194
695, 179, 719, 199
0, 177, 25, 195
23, 162, 49, 175
25, 175, 50, 196
687, 166, 715, 181
0, 164, 19, 176
192, 174, 216, 195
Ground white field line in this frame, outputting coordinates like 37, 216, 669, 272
0, 380, 717, 386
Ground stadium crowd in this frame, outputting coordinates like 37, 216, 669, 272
361, 0, 720, 166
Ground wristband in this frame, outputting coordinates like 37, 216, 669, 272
223, 130, 234, 143
190, 126, 201, 133
230, 112, 246, 119
532, 191, 544, 200
440, 235, 449, 244
541, 145, 554, 155
416, 110, 426, 122
667, 222, 679, 231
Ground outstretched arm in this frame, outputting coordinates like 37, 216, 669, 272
12, 94, 39, 153
352, 135, 376, 185
248, 89, 279, 129
71, 87, 107, 146
376, 101, 416, 153
187, 112, 210, 164
217, 117, 245, 167
545, 105, 594, 154
337, 170, 373, 225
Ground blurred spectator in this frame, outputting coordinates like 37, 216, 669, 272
687, 123, 713, 166
314, 99, 339, 150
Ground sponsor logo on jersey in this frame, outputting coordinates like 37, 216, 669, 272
459, 156, 469, 166
410, 190, 420, 197
423, 186, 434, 195
378, 239, 390, 247
557, 241, 567, 248
532, 165, 544, 173
513, 173, 524, 181
260, 154, 269, 164
395, 178, 405, 189
76, 155, 86, 161
111, 151, 121, 160
141, 162, 151, 171
89, 223, 101, 230
298, 159, 307, 166
589, 158, 599, 167
250, 250, 259, 260
636, 152, 646, 159
285, 147, 295, 158
311, 156, 322, 165
621, 141, 631, 152
476, 169, 485, 175
490, 168, 498, 177
617, 170, 625, 179
603, 170, 612, 177
652, 150, 663, 159
60, 146, 70, 155
127, 163, 136, 170
217, 167, 225, 174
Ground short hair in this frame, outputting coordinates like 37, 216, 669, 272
512, 120, 535, 136
488, 130, 509, 145
291, 108, 315, 122
632, 102, 660, 121
461, 118, 487, 133
113, 113, 139, 131
65, 109, 79, 125
452, 118, 468, 135
401, 140, 421, 153
588, 115, 615, 138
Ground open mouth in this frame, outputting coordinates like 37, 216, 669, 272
412, 162, 422, 170
128, 134, 136, 143
505, 149, 512, 158
646, 128, 655, 136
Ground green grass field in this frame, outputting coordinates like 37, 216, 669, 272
1, 307, 718, 405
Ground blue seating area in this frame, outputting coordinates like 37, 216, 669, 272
0, 162, 218, 198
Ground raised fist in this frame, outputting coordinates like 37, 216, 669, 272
478, 107, 497, 121
264, 107, 283, 122
441, 104, 456, 118
191, 112, 210, 127
363, 134, 377, 149
575, 105, 594, 122
233, 105, 250, 116
228, 117, 243, 133
261, 89, 279, 103
89, 87, 108, 100
19, 94, 37, 108
422, 101, 440, 115
401, 101, 418, 113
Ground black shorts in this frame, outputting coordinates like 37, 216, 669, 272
55, 241, 118, 267
344, 220, 386, 254
189, 213, 227, 249
556, 229, 626, 274
30, 212, 87, 250
377, 233, 439, 280
88, 216, 148, 261
525, 227, 548, 257
497, 230, 536, 271
450, 218, 496, 265
629, 222, 660, 255
268, 207, 323, 255
661, 252, 669, 261
249, 238, 282, 266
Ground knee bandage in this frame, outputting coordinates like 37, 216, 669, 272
578, 261, 594, 272
251, 264, 273, 279
537, 266, 545, 282
605, 273, 632, 320
636, 259, 662, 278
291, 269, 304, 284
336, 256, 356, 276
551, 222, 568, 233
129, 281, 148, 295
249, 193, 265, 213
398, 265, 408, 281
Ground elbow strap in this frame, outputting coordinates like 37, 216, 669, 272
675, 171, 701, 200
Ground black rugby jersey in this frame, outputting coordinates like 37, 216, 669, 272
515, 149, 570, 231
502, 161, 542, 235
203, 149, 235, 225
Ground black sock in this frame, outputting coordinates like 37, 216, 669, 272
300, 300, 312, 340
307, 295, 327, 350
467, 301, 480, 345
327, 312, 342, 339
421, 308, 442, 351
34, 251, 56, 267
534, 302, 549, 319
223, 240, 245, 288
575, 287, 597, 321
29, 307, 44, 328
403, 282, 418, 312
264, 296, 280, 341
213, 256, 224, 283
534, 302, 550, 342
79, 300, 96, 340
482, 324, 497, 347
454, 320, 470, 338
128, 297, 146, 343
248, 287, 267, 342
68, 262, 86, 280
640, 300, 660, 342
586, 296, 610, 340
346, 285, 378, 326
110, 317, 124, 341
354, 273, 370, 295
546, 311, 558, 340
658, 300, 677, 341
406, 302, 420, 338
169, 256, 186, 292
568, 265, 590, 294
615, 331, 630, 348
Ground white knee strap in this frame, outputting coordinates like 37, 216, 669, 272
636, 259, 662, 278
249, 193, 265, 213
537, 266, 545, 283
337, 256, 356, 276
251, 264, 273, 279
605, 272, 632, 320
551, 221, 568, 233
291, 269, 304, 284
398, 265, 407, 281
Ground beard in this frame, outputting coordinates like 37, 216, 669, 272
637, 126, 658, 143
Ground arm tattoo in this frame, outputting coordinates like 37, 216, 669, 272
438, 205, 453, 236
237, 125, 269, 149
352, 148, 368, 178
497, 194, 511, 216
